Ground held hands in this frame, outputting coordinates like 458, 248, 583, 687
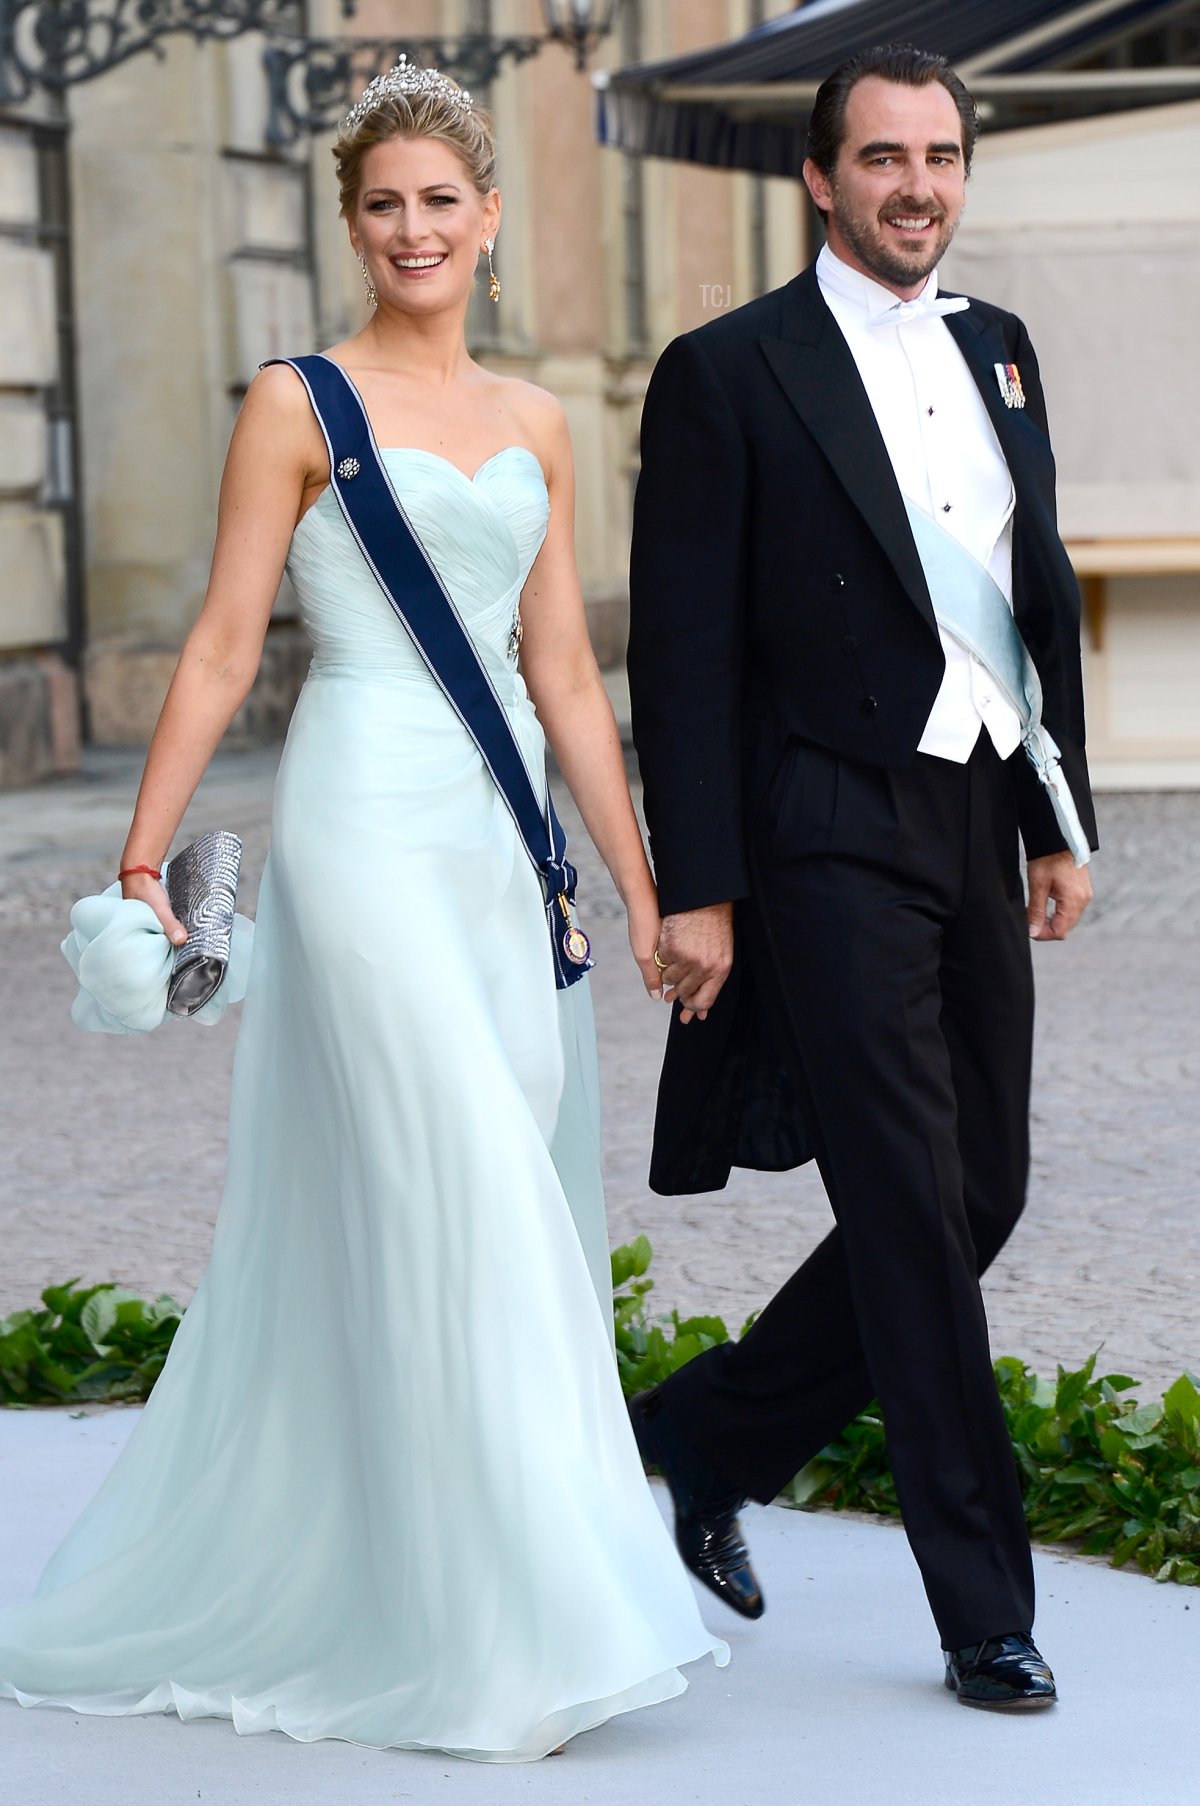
653, 902, 735, 1023
627, 887, 665, 999
1026, 851, 1093, 941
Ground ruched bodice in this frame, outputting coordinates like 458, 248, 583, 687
289, 446, 549, 688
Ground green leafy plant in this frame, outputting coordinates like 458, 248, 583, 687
4, 1249, 1197, 1588
612, 1233, 755, 1396
0, 1281, 184, 1406
612, 1240, 1200, 1587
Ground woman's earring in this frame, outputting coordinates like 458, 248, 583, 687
484, 238, 500, 304
359, 253, 377, 309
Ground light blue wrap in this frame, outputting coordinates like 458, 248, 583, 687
904, 497, 1092, 868
61, 883, 255, 1034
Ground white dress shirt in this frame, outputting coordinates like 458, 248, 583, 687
816, 244, 1022, 763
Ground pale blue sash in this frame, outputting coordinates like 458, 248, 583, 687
904, 498, 1091, 867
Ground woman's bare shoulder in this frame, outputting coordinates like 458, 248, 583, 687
233, 361, 327, 475
241, 359, 318, 425
493, 375, 570, 468
498, 374, 567, 430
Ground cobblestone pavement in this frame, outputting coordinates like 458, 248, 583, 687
1, 747, 1196, 1396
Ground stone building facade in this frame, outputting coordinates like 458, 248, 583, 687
2, 0, 1196, 790
0, 0, 804, 786
941, 97, 1200, 789
0, 105, 81, 783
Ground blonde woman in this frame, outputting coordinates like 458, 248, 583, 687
0, 63, 726, 1762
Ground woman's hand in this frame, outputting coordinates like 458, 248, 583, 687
627, 887, 665, 1000
120, 871, 187, 947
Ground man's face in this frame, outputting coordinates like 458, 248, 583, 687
804, 76, 968, 297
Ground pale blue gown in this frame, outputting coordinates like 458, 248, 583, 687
0, 445, 727, 1761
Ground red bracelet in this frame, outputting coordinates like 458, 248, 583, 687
118, 864, 162, 881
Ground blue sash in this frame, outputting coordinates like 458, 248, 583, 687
904, 498, 1091, 868
269, 353, 593, 988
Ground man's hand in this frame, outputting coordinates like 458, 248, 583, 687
655, 902, 735, 1023
1026, 851, 1093, 942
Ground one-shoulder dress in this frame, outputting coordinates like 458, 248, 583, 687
0, 436, 727, 1761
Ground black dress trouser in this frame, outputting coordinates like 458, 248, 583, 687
659, 733, 1037, 1650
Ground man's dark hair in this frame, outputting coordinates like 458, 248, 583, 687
806, 43, 979, 182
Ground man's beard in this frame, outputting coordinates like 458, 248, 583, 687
829, 186, 957, 288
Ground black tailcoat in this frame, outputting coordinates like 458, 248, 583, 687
628, 264, 1097, 1196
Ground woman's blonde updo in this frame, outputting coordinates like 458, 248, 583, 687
333, 71, 497, 218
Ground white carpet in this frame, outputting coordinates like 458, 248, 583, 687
0, 1408, 1193, 1806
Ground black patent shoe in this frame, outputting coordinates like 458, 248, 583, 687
629, 1387, 765, 1621
944, 1634, 1057, 1710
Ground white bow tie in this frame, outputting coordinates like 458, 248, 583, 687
868, 293, 971, 328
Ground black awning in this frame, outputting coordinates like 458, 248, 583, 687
595, 0, 1200, 175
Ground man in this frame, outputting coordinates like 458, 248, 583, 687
626, 44, 1096, 1711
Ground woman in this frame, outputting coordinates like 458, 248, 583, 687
0, 61, 727, 1762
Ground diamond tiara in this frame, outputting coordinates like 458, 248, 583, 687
340, 55, 475, 135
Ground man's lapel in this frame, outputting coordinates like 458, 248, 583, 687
943, 305, 1042, 480
943, 305, 1063, 628
758, 266, 936, 637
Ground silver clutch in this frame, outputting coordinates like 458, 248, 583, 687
164, 830, 243, 1017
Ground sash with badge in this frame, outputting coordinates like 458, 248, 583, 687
267, 354, 593, 989
904, 495, 1091, 867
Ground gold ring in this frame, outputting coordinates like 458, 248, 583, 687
653, 950, 667, 971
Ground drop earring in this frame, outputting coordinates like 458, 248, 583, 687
484, 238, 500, 303
359, 252, 377, 309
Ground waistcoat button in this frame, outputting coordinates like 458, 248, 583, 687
843, 635, 858, 655
860, 695, 878, 714
828, 572, 846, 590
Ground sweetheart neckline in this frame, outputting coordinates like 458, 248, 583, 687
294, 444, 548, 539
376, 444, 546, 486
306, 355, 546, 489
